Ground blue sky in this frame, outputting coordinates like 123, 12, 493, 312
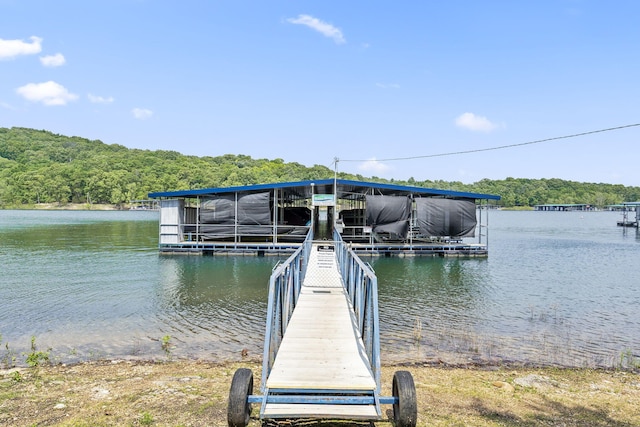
1, 0, 639, 186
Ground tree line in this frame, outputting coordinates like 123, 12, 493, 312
1, 127, 639, 208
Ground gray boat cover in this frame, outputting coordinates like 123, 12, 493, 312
200, 192, 272, 238
237, 192, 271, 225
415, 198, 476, 237
365, 195, 411, 239
201, 192, 271, 225
200, 194, 235, 224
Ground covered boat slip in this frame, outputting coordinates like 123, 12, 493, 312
148, 179, 500, 256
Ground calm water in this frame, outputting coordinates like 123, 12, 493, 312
1, 209, 639, 368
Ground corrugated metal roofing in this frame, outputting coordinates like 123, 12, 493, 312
148, 179, 501, 200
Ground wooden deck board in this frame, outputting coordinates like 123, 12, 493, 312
266, 244, 376, 391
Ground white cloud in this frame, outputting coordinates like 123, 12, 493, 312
16, 81, 78, 106
40, 53, 65, 67
455, 112, 499, 132
358, 158, 390, 174
88, 93, 114, 104
132, 108, 153, 120
287, 14, 345, 44
0, 36, 43, 60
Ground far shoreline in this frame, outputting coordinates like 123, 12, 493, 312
1, 203, 145, 211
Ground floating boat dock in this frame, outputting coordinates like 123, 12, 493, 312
148, 179, 500, 257
534, 203, 595, 211
226, 231, 417, 426
615, 202, 640, 228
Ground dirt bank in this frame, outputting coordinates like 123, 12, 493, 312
1, 360, 639, 426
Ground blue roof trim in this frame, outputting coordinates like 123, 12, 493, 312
148, 178, 501, 200
335, 179, 501, 200
148, 179, 324, 198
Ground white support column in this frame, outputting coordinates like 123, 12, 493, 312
273, 189, 278, 244
159, 199, 184, 244
234, 192, 238, 246
409, 195, 414, 250
478, 200, 482, 245
310, 183, 315, 234
333, 157, 339, 232
196, 196, 200, 249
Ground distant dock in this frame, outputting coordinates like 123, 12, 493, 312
534, 203, 595, 211
613, 202, 640, 228
129, 199, 158, 210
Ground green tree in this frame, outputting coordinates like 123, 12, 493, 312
2, 126, 640, 208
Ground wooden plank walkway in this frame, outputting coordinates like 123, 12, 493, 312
264, 243, 377, 418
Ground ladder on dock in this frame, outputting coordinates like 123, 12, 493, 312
227, 230, 417, 426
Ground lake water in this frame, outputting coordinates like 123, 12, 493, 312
1, 209, 639, 368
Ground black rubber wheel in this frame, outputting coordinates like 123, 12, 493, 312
227, 368, 253, 427
392, 370, 417, 427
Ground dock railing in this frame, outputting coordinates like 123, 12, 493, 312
234, 229, 418, 427
260, 228, 314, 392
333, 229, 382, 392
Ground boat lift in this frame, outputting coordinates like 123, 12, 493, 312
617, 202, 640, 228
227, 229, 417, 426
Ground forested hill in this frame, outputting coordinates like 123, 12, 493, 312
1, 127, 639, 208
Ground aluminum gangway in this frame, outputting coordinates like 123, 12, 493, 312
227, 229, 417, 426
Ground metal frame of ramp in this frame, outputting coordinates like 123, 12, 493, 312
227, 229, 417, 427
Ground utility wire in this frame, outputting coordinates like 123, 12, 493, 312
339, 123, 640, 163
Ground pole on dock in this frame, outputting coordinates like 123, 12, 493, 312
333, 157, 339, 231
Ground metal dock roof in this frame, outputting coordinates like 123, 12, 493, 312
148, 178, 501, 200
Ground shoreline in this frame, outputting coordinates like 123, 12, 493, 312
1, 359, 639, 426
1, 203, 127, 211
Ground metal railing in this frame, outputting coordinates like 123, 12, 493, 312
260, 228, 314, 392
259, 228, 381, 394
333, 229, 381, 391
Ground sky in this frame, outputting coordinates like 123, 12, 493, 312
1, 0, 639, 186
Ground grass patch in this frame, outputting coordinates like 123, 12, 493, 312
1, 361, 639, 426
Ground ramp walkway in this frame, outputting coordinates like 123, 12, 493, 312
227, 230, 417, 427
264, 243, 377, 418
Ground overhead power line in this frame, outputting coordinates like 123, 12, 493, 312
340, 123, 640, 163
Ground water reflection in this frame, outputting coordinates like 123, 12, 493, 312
621, 226, 640, 241
0, 215, 158, 252
2, 210, 639, 368
366, 257, 495, 363
155, 256, 274, 360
